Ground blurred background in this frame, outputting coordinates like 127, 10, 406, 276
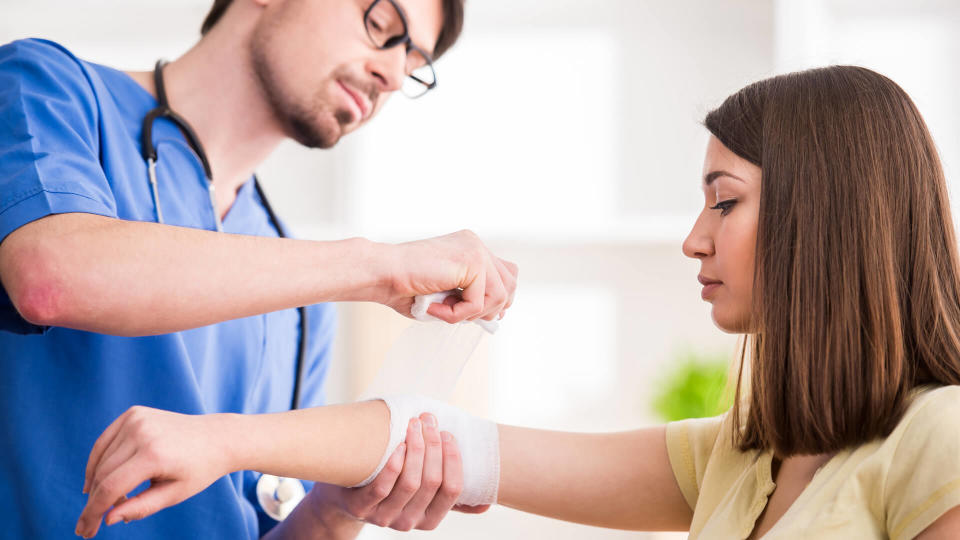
4, 0, 960, 537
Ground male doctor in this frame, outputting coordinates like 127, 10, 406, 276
0, 0, 517, 538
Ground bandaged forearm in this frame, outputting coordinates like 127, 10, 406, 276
352, 395, 500, 506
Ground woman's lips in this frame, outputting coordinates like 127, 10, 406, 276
698, 274, 723, 300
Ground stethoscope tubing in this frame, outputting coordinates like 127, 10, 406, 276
140, 59, 307, 410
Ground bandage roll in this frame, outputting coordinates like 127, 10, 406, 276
412, 291, 500, 335
352, 394, 500, 507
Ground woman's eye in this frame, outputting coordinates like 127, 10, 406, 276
709, 199, 737, 216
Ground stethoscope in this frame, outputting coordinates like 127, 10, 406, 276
141, 60, 307, 520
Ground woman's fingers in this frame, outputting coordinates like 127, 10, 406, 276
420, 430, 464, 530
105, 479, 181, 526
76, 454, 154, 538
87, 437, 138, 501
84, 408, 135, 494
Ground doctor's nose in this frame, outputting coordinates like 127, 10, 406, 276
367, 46, 406, 93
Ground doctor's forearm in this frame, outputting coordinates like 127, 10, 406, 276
0, 213, 385, 336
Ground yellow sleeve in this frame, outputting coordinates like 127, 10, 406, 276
885, 385, 960, 540
665, 414, 725, 510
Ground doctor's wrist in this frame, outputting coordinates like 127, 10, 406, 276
304, 484, 365, 538
318, 237, 388, 304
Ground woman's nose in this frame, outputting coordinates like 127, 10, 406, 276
682, 216, 714, 259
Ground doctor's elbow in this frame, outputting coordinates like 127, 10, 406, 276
0, 234, 70, 328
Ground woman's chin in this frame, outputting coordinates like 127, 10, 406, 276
711, 308, 751, 334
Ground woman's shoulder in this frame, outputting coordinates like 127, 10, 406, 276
879, 385, 960, 539
896, 384, 960, 434
883, 384, 960, 470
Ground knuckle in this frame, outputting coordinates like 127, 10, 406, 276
140, 439, 164, 461
384, 459, 402, 475
407, 439, 425, 454
423, 476, 442, 492
443, 479, 463, 496
392, 519, 414, 532
344, 500, 367, 519
371, 484, 392, 500
420, 519, 440, 531
369, 516, 390, 528
399, 478, 420, 495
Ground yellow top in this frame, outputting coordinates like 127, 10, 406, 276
665, 385, 960, 539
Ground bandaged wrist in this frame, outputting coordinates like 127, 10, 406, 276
352, 394, 500, 506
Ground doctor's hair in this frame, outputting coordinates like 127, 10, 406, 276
201, 0, 465, 59
705, 65, 960, 457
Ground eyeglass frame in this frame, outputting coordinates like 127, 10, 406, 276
363, 0, 438, 98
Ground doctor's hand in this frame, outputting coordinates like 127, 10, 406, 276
75, 407, 233, 538
376, 230, 518, 324
305, 413, 489, 533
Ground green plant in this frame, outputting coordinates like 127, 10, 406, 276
652, 350, 733, 422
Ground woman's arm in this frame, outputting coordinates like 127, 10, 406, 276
498, 425, 692, 531
76, 402, 692, 537
76, 402, 392, 538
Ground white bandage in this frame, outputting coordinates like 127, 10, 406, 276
352, 394, 500, 507
412, 291, 500, 335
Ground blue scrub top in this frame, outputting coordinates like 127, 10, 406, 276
0, 39, 337, 539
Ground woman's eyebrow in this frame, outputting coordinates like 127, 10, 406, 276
704, 170, 746, 185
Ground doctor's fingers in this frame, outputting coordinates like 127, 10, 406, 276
475, 259, 511, 322
77, 455, 155, 538
388, 414, 444, 531
365, 418, 426, 527
419, 430, 465, 530
496, 258, 518, 312
341, 443, 406, 518
84, 407, 139, 493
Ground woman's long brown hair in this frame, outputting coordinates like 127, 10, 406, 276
706, 66, 960, 456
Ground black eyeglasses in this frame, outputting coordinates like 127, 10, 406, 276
363, 0, 437, 98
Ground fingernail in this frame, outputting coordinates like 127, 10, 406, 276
423, 414, 437, 428
441, 431, 453, 443
410, 419, 420, 430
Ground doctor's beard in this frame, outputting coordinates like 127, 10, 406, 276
251, 53, 376, 149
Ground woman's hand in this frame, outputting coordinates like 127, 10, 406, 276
376, 230, 519, 323
75, 406, 237, 538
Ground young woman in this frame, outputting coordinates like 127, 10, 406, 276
76, 66, 960, 539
